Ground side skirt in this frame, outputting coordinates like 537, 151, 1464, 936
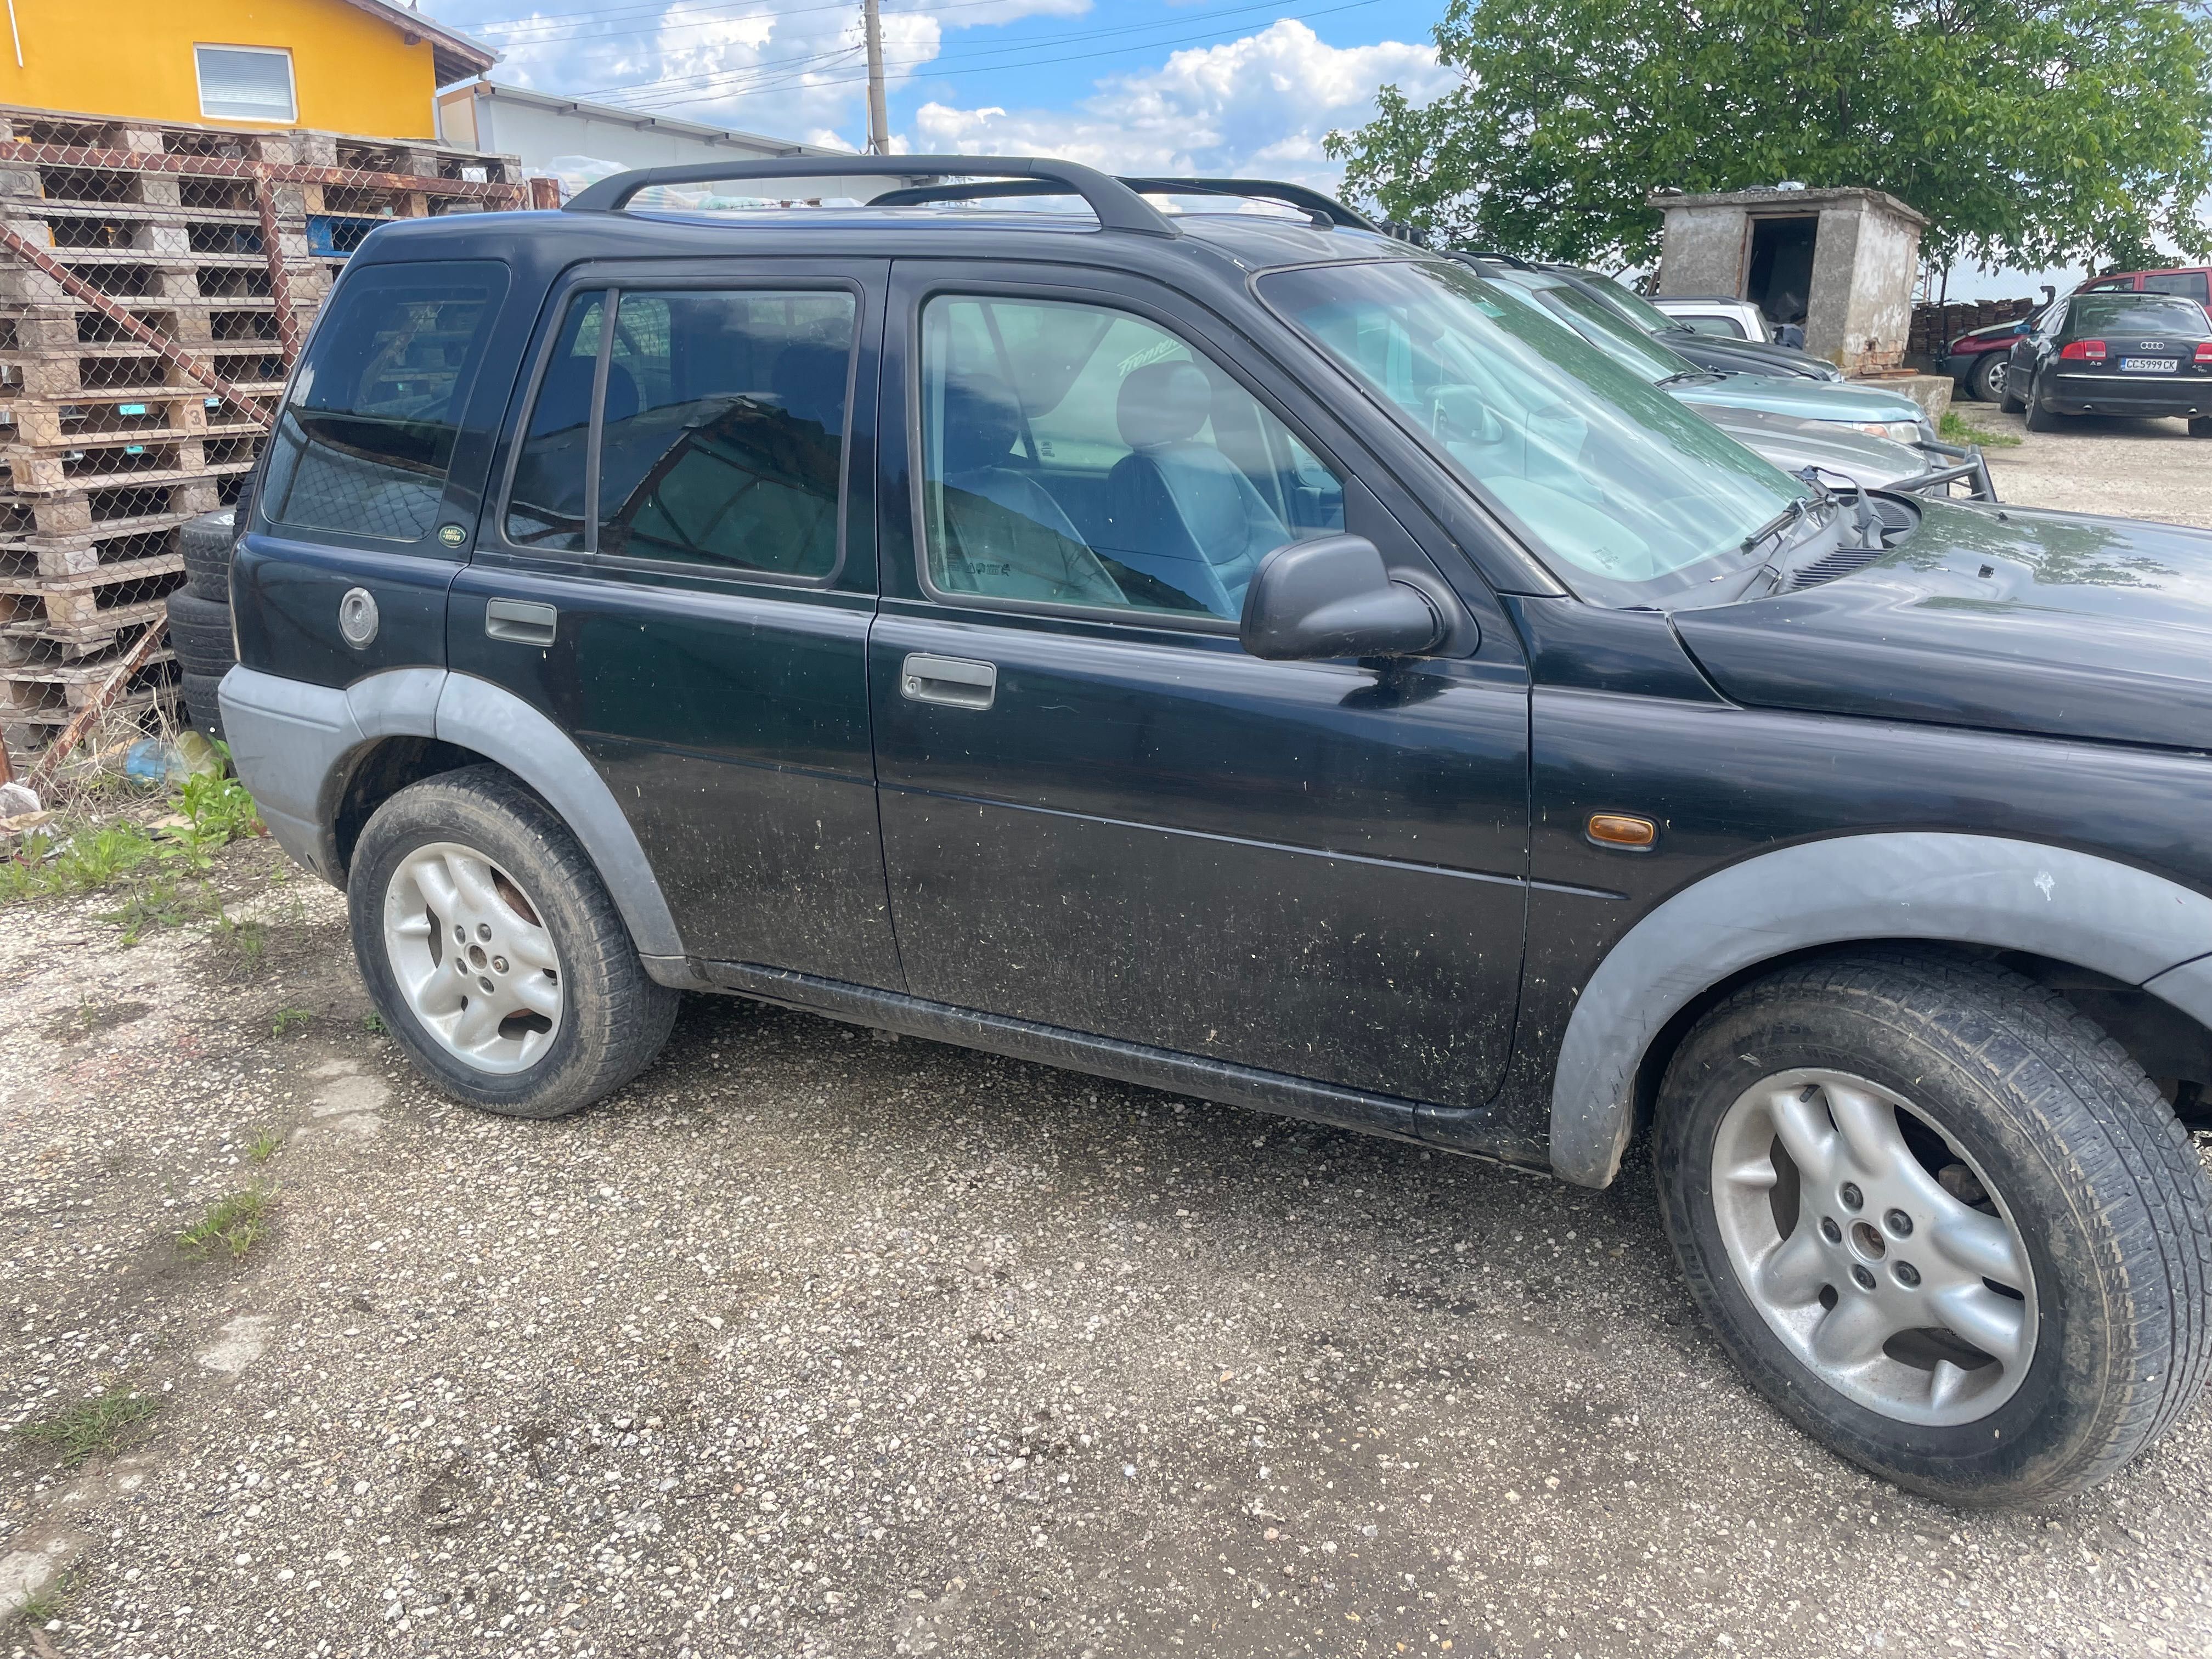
702, 960, 1549, 1171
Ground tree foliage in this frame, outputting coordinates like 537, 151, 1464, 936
1328, 0, 2212, 272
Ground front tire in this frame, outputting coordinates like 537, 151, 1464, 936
1655, 951, 2212, 1508
349, 765, 678, 1119
1999, 366, 2026, 415
2190, 415, 2212, 438
1967, 352, 2008, 404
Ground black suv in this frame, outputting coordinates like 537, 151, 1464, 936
218, 159, 2212, 1509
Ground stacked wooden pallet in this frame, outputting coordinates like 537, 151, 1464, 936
0, 105, 523, 763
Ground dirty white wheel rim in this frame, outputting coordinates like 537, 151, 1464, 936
382, 840, 562, 1075
1711, 1069, 2038, 1426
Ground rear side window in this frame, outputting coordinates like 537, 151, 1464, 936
504, 287, 855, 579
262, 261, 507, 544
2142, 271, 2210, 305
1681, 314, 1748, 339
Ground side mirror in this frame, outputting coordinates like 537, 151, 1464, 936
2013, 321, 2030, 336
1239, 534, 1442, 662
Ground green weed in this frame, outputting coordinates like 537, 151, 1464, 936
177, 1186, 272, 1261
13, 1387, 157, 1466
211, 911, 269, 972
270, 1006, 313, 1038
16, 1564, 74, 1624
363, 1011, 387, 1036
244, 1126, 283, 1164
98, 873, 211, 946
1940, 407, 2022, 448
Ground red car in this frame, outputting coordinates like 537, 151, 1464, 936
1944, 265, 2212, 402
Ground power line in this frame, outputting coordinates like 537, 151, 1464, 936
476, 0, 1089, 41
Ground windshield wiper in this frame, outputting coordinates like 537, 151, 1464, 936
1655, 370, 1718, 388
1739, 497, 1812, 556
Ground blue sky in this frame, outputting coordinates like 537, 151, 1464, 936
427, 0, 1452, 184
424, 0, 2089, 300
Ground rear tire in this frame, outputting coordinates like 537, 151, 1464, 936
1654, 950, 2212, 1508
2023, 376, 2062, 432
2190, 416, 2212, 439
1967, 352, 2007, 404
348, 765, 679, 1119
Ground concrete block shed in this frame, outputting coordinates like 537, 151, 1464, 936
1647, 186, 1927, 374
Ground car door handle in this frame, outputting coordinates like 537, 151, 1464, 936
485, 598, 558, 646
900, 652, 996, 710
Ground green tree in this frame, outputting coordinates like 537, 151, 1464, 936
1328, 0, 2212, 273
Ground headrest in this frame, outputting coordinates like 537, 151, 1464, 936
1117, 359, 1211, 449
940, 374, 1024, 476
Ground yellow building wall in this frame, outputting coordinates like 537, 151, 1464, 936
0, 0, 442, 139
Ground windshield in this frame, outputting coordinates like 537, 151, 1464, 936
2069, 295, 2211, 336
1258, 258, 1809, 602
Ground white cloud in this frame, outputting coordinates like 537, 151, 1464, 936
909, 20, 1449, 189
466, 0, 1091, 150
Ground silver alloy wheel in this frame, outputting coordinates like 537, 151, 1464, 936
381, 840, 563, 1074
1711, 1069, 2038, 1425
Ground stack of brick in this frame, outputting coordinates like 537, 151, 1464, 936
1908, 298, 2039, 360
0, 103, 523, 764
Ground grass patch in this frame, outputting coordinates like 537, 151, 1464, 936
270, 1006, 313, 1038
1940, 407, 2022, 448
363, 1011, 388, 1036
97, 872, 214, 946
177, 1186, 273, 1261
244, 1125, 283, 1164
1, 746, 264, 910
17, 1565, 75, 1625
211, 911, 269, 973
13, 1387, 156, 1466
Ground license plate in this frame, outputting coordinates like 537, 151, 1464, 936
2120, 357, 2178, 373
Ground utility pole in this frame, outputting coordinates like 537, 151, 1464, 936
862, 0, 889, 155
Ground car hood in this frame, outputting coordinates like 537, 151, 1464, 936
1695, 404, 1927, 489
1671, 500, 2212, 751
1671, 371, 1926, 428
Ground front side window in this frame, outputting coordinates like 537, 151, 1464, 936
595, 290, 853, 577
262, 261, 506, 543
918, 295, 1343, 621
1682, 314, 1749, 339
1259, 257, 1804, 603
506, 291, 603, 552
196, 45, 296, 122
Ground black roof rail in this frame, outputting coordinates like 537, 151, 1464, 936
562, 155, 1179, 238
1452, 248, 1538, 270
867, 173, 1379, 232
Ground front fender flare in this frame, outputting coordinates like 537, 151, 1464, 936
1549, 833, 2212, 1188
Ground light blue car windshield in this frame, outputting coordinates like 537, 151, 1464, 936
1259, 258, 1808, 598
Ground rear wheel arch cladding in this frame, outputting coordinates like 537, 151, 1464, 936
426, 673, 687, 961
1547, 833, 2212, 1188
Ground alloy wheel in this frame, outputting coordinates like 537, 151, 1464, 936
381, 840, 563, 1074
1709, 1068, 2038, 1425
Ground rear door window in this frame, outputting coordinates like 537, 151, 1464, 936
262, 261, 507, 544
503, 286, 857, 580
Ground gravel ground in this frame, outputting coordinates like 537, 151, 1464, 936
1968, 404, 2211, 528
5, 836, 2212, 1659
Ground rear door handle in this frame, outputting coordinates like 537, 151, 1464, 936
485, 597, 558, 646
900, 652, 996, 710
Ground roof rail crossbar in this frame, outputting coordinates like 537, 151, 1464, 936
1453, 249, 1539, 270
562, 155, 1179, 238
867, 174, 1379, 233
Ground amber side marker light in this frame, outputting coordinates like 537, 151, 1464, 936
1587, 813, 1658, 850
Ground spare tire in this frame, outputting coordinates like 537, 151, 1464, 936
165, 587, 235, 678
180, 669, 227, 744
179, 507, 236, 604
